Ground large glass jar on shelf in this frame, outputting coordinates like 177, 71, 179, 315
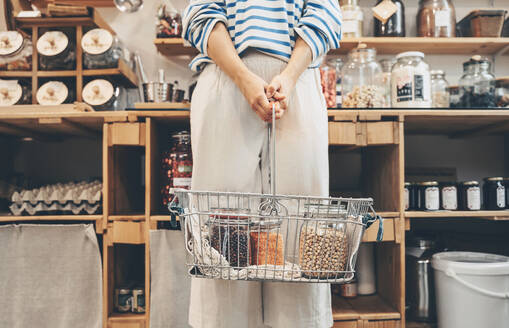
0, 31, 32, 71
37, 29, 76, 70
82, 79, 126, 111
379, 59, 393, 108
458, 56, 496, 108
417, 0, 456, 37
320, 58, 343, 108
340, 0, 363, 38
391, 51, 431, 108
82, 28, 124, 69
374, 0, 406, 37
156, 4, 183, 38
431, 70, 449, 108
0, 79, 31, 106
342, 45, 385, 108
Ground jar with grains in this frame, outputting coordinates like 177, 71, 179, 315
37, 29, 76, 70
417, 0, 456, 37
379, 59, 394, 108
342, 45, 385, 108
431, 70, 449, 108
0, 79, 31, 106
458, 181, 481, 211
340, 0, 363, 38
459, 56, 496, 108
374, 0, 406, 37
82, 28, 124, 69
209, 210, 250, 268
250, 219, 284, 266
483, 177, 506, 210
391, 52, 431, 108
0, 31, 32, 71
82, 79, 126, 111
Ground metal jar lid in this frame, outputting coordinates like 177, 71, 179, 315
132, 287, 144, 294
404, 182, 412, 187
396, 51, 425, 60
440, 181, 457, 187
117, 288, 131, 294
418, 181, 439, 187
460, 181, 480, 186
484, 177, 505, 182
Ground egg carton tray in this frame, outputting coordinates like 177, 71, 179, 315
9, 201, 102, 216
11, 180, 102, 206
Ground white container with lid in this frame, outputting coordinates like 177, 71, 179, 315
82, 28, 124, 69
36, 81, 69, 105
37, 30, 76, 70
0, 31, 32, 71
0, 79, 29, 106
391, 51, 431, 108
83, 79, 125, 111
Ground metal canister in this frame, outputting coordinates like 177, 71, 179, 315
131, 287, 145, 313
115, 288, 132, 313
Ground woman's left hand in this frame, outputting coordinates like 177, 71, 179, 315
266, 72, 297, 116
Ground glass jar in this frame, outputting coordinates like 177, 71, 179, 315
379, 59, 393, 108
374, 0, 406, 37
250, 219, 284, 266
82, 79, 126, 111
391, 51, 431, 108
0, 31, 32, 71
417, 0, 456, 37
320, 59, 339, 109
172, 131, 192, 190
342, 46, 385, 108
459, 56, 496, 108
448, 85, 460, 108
156, 5, 183, 38
417, 181, 439, 211
160, 133, 179, 211
483, 177, 506, 210
440, 182, 457, 210
36, 80, 74, 105
82, 28, 124, 69
505, 178, 509, 208
404, 182, 411, 211
431, 70, 449, 108
37, 30, 76, 70
406, 182, 419, 211
495, 78, 509, 108
458, 181, 481, 211
0, 79, 31, 106
340, 0, 363, 38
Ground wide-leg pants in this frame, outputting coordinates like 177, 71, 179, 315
189, 51, 332, 328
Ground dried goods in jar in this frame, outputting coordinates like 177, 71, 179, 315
320, 65, 337, 108
156, 5, 183, 38
210, 222, 249, 268
0, 31, 32, 71
250, 231, 284, 266
342, 85, 385, 108
417, 0, 456, 37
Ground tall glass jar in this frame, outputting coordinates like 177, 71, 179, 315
431, 70, 449, 108
340, 0, 363, 38
391, 52, 431, 108
82, 79, 126, 111
458, 56, 496, 108
379, 59, 393, 108
320, 58, 343, 109
342, 46, 385, 108
417, 0, 456, 37
171, 131, 192, 190
374, 0, 406, 37
82, 28, 124, 69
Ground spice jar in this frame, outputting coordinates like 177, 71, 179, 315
82, 28, 124, 69
417, 181, 439, 211
417, 0, 456, 37
342, 45, 385, 108
391, 52, 431, 108
458, 181, 481, 211
495, 77, 509, 108
209, 210, 250, 268
431, 70, 449, 108
340, 0, 363, 38
36, 80, 74, 105
0, 31, 32, 71
374, 0, 406, 37
0, 79, 31, 106
483, 177, 506, 210
331, 58, 343, 108
83, 79, 126, 111
459, 56, 496, 108
37, 30, 76, 70
156, 5, 183, 38
250, 219, 284, 266
171, 131, 192, 190
448, 85, 460, 108
379, 59, 393, 108
440, 182, 457, 210
320, 60, 338, 108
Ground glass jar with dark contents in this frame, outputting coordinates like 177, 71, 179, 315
374, 0, 406, 37
37, 29, 76, 70
440, 182, 457, 210
458, 181, 481, 211
459, 56, 496, 108
82, 28, 124, 69
504, 178, 509, 208
82, 79, 126, 111
161, 133, 179, 211
417, 181, 439, 211
483, 177, 506, 210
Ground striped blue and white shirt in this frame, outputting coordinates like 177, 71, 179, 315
182, 0, 342, 72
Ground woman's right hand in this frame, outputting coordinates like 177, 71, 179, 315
235, 70, 275, 122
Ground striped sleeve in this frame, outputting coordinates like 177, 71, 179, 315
182, 0, 227, 57
294, 0, 342, 61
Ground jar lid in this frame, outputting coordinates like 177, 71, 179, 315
82, 28, 114, 55
251, 218, 283, 229
431, 70, 445, 76
0, 79, 22, 106
396, 51, 424, 60
460, 181, 479, 186
440, 181, 457, 186
36, 81, 68, 105
37, 31, 69, 57
0, 31, 24, 56
117, 288, 131, 294
404, 182, 412, 187
418, 181, 439, 186
484, 177, 504, 182
82, 79, 114, 106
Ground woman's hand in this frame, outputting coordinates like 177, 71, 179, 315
236, 70, 274, 122
266, 72, 296, 113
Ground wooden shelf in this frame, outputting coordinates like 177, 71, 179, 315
134, 102, 190, 110
108, 312, 146, 322
0, 71, 32, 77
37, 70, 78, 77
155, 37, 509, 57
108, 214, 145, 221
332, 294, 401, 322
405, 210, 509, 221
83, 59, 138, 87
0, 214, 102, 222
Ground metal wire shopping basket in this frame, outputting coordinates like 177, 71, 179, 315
170, 105, 383, 283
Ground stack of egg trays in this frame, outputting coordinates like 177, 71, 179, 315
9, 180, 102, 216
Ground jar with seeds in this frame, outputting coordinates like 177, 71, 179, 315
250, 219, 284, 266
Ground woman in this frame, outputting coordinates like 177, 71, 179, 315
182, 1, 342, 327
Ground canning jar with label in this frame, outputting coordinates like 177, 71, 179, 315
340, 0, 363, 38
417, 0, 456, 37
440, 182, 457, 210
431, 70, 449, 108
483, 177, 506, 210
172, 131, 192, 190
83, 79, 126, 111
36, 80, 74, 105
458, 181, 481, 211
417, 181, 439, 211
391, 52, 431, 108
37, 30, 76, 70
82, 28, 124, 69
0, 31, 32, 71
0, 79, 31, 106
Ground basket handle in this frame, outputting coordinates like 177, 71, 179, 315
444, 268, 509, 299
268, 102, 276, 196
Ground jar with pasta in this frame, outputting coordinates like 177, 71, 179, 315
0, 31, 32, 71
340, 0, 363, 38
417, 0, 456, 37
342, 45, 385, 108
431, 70, 449, 108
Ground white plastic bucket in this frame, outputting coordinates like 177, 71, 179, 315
432, 252, 509, 328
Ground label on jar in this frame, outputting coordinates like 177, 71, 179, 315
404, 187, 409, 210
173, 177, 192, 189
0, 31, 24, 55
442, 186, 457, 210
82, 28, 114, 55
425, 187, 439, 210
467, 187, 481, 210
342, 20, 359, 34
36, 81, 68, 105
372, 0, 398, 23
343, 9, 363, 21
82, 79, 114, 106
392, 67, 431, 106
435, 10, 450, 28
497, 186, 505, 208
37, 31, 69, 56
0, 79, 22, 106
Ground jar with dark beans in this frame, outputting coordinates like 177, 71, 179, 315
448, 85, 461, 108
404, 182, 411, 211
459, 56, 496, 108
417, 181, 440, 211
483, 177, 506, 210
82, 28, 124, 69
505, 178, 509, 208
82, 79, 126, 111
440, 182, 457, 210
458, 181, 481, 211
37, 29, 76, 70
209, 214, 250, 268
